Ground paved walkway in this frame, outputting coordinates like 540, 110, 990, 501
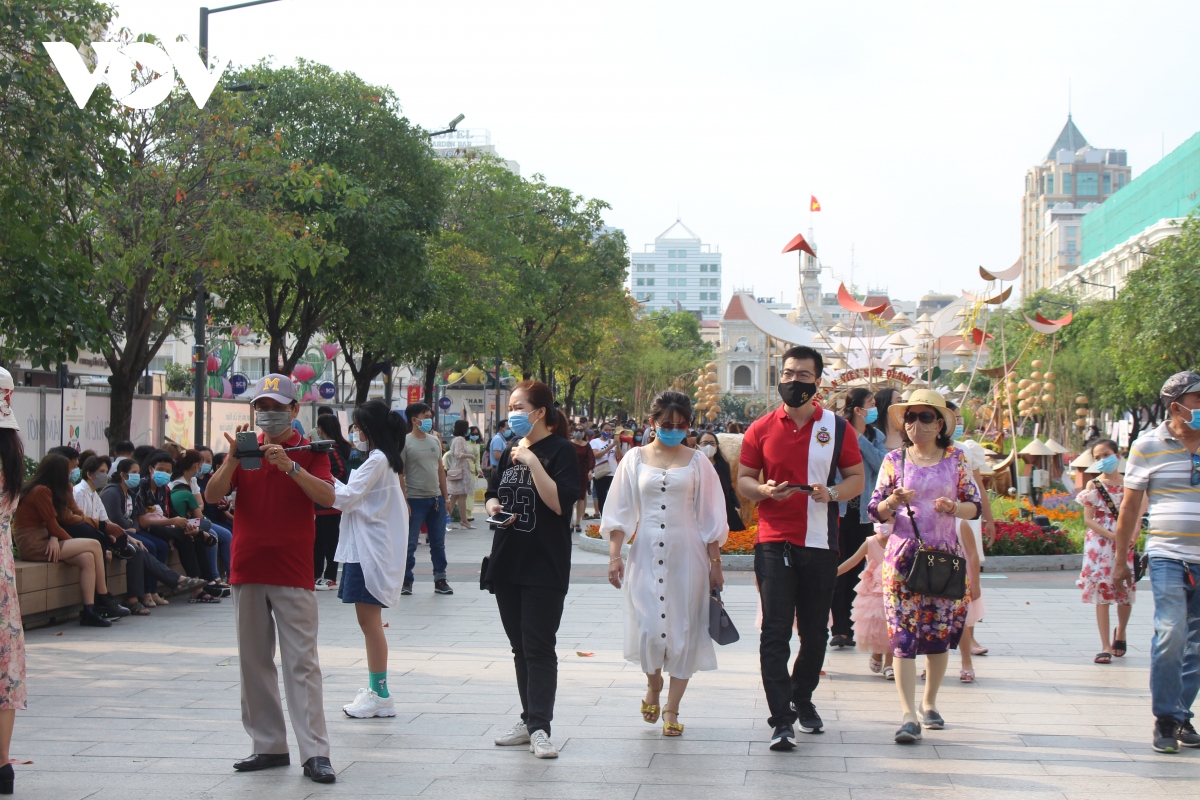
14, 523, 1192, 799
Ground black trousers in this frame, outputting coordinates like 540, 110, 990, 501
593, 475, 614, 514
755, 542, 838, 728
143, 525, 205, 579
493, 581, 566, 736
314, 514, 341, 582
831, 513, 873, 637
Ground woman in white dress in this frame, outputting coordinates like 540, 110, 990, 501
601, 391, 729, 736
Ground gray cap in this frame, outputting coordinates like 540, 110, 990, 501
253, 373, 297, 404
1161, 371, 1200, 402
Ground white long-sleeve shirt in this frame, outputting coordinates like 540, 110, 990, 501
332, 449, 409, 606
73, 481, 109, 525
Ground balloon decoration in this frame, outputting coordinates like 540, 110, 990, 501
290, 345, 330, 402
320, 342, 341, 361
693, 362, 722, 423
205, 338, 238, 398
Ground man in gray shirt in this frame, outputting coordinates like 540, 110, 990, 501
1115, 371, 1200, 753
401, 402, 451, 595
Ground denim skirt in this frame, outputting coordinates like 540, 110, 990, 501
337, 562, 386, 607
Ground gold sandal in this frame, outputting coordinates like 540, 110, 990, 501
662, 708, 683, 736
640, 700, 660, 724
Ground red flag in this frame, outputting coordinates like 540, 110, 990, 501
810, 195, 821, 212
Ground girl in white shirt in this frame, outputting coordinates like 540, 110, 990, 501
333, 400, 410, 719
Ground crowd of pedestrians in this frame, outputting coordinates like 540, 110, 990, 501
2, 362, 1200, 793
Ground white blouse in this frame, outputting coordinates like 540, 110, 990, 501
599, 447, 729, 679
73, 481, 108, 524
332, 449, 409, 606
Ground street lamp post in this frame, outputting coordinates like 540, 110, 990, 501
192, 0, 282, 449
1078, 276, 1117, 300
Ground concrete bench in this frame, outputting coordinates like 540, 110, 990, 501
16, 552, 184, 630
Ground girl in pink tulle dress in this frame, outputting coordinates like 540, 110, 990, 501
838, 527, 893, 678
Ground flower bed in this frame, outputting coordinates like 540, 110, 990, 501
986, 519, 1077, 556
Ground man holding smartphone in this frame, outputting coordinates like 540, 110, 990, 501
737, 346, 864, 752
204, 374, 338, 784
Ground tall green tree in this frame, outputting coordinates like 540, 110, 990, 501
217, 60, 444, 374
0, 1, 119, 366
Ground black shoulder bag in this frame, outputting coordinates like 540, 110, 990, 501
1092, 480, 1147, 583
897, 448, 967, 600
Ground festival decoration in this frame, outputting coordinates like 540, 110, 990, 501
836, 283, 888, 316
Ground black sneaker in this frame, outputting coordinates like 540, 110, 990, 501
95, 592, 130, 619
1178, 719, 1200, 748
769, 723, 796, 751
79, 605, 113, 627
796, 701, 824, 734
434, 579, 454, 595
894, 721, 922, 743
829, 634, 847, 649
1153, 717, 1180, 753
401, 583, 412, 596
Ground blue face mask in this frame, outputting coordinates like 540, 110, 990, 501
863, 407, 879, 425
656, 427, 688, 447
125, 473, 142, 489
1181, 405, 1200, 431
470, 434, 480, 442
419, 418, 433, 433
69, 467, 81, 484
953, 424, 964, 440
200, 462, 212, 475
152, 470, 171, 487
509, 412, 534, 438
1094, 454, 1119, 474
601, 431, 612, 440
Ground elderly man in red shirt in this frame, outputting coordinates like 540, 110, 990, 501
738, 345, 865, 753
205, 374, 338, 784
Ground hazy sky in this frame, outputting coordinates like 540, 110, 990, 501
107, 1, 1200, 308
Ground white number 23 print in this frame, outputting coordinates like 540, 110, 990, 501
498, 486, 537, 533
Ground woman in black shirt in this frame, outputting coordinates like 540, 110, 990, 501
484, 380, 579, 760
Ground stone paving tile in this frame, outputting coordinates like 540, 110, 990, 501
11, 526, 1199, 798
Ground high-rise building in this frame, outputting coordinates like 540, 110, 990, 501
629, 220, 723, 321
1021, 116, 1130, 298
429, 128, 520, 175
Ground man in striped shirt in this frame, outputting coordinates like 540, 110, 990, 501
1115, 371, 1200, 753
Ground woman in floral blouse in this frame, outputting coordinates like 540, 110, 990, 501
1077, 438, 1142, 664
868, 390, 982, 745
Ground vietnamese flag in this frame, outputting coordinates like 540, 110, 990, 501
810, 195, 821, 212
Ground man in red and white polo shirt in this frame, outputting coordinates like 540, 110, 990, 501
738, 346, 864, 752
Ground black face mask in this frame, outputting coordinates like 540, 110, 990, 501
778, 380, 817, 408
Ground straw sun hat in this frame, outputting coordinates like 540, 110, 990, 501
886, 388, 956, 433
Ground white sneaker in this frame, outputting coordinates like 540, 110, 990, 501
529, 729, 558, 758
342, 689, 396, 718
493, 720, 530, 746
314, 578, 332, 591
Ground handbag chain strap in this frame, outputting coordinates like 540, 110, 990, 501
897, 448, 924, 546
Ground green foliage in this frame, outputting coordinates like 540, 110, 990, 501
163, 361, 192, 393
649, 310, 712, 358
0, 1, 121, 366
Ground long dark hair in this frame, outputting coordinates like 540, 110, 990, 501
0, 429, 24, 504
19, 453, 71, 509
351, 399, 406, 474
452, 418, 469, 437
171, 449, 202, 480
873, 387, 899, 436
512, 380, 570, 439
316, 414, 352, 464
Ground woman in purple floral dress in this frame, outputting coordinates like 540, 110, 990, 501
868, 390, 981, 744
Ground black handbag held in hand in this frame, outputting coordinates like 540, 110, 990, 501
897, 449, 967, 601
709, 590, 740, 645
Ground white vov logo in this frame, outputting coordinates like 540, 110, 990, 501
42, 40, 229, 110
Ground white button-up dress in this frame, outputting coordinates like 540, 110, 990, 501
600, 447, 729, 678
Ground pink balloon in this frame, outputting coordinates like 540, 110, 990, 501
222, 377, 233, 399
292, 364, 316, 382
320, 343, 340, 360
206, 354, 220, 372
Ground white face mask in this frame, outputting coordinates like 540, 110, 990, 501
349, 432, 370, 452
699, 444, 717, 458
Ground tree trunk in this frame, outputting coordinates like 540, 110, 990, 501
588, 376, 601, 424
106, 371, 137, 452
423, 354, 440, 405
564, 373, 583, 417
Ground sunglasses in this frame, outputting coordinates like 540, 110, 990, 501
655, 422, 690, 431
903, 410, 940, 425
1192, 453, 1200, 487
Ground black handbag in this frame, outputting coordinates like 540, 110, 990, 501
709, 590, 739, 645
479, 555, 493, 593
1093, 480, 1147, 582
897, 449, 967, 600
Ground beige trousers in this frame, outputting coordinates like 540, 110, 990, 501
233, 584, 330, 761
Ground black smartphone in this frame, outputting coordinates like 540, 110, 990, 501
235, 431, 262, 470
487, 511, 515, 527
